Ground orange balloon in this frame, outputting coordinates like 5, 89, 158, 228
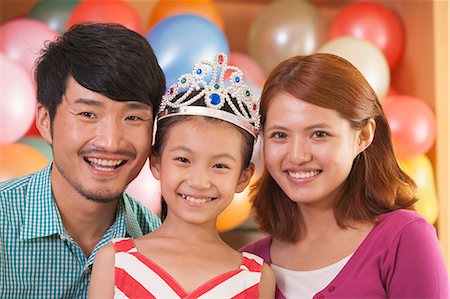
216, 176, 255, 233
0, 143, 48, 182
67, 0, 143, 34
147, 0, 224, 32
399, 154, 439, 224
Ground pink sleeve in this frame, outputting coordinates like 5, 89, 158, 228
386, 218, 449, 298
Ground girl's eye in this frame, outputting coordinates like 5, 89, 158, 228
80, 112, 96, 119
313, 131, 328, 138
213, 163, 229, 169
175, 157, 189, 163
270, 132, 287, 139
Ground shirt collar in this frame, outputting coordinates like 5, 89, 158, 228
20, 164, 65, 240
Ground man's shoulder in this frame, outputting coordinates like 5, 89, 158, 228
122, 192, 161, 236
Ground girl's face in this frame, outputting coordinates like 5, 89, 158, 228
151, 117, 253, 226
263, 92, 368, 209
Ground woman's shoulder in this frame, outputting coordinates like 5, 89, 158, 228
239, 235, 272, 263
377, 209, 429, 228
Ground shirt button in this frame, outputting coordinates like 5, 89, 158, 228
327, 285, 335, 292
317, 294, 325, 299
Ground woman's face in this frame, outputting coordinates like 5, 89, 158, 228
263, 92, 366, 209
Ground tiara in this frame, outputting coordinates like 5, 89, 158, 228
157, 53, 261, 138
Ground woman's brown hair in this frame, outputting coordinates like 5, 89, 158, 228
252, 53, 417, 243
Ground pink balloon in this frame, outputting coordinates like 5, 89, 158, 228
229, 52, 266, 86
126, 159, 162, 215
0, 53, 36, 144
0, 18, 58, 79
383, 95, 436, 160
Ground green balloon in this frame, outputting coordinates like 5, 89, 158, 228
18, 136, 53, 161
28, 0, 79, 33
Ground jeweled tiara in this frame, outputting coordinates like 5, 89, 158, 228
157, 53, 261, 139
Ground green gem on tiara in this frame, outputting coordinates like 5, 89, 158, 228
246, 90, 251, 97
214, 83, 220, 89
180, 77, 187, 84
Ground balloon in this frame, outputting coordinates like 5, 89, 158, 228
229, 52, 266, 86
0, 54, 36, 144
25, 120, 42, 137
146, 14, 229, 87
18, 136, 53, 161
248, 0, 327, 73
147, 0, 224, 32
216, 176, 257, 233
66, 0, 143, 34
318, 36, 390, 100
0, 143, 48, 182
0, 18, 58, 78
28, 0, 79, 33
383, 95, 436, 160
126, 159, 162, 215
399, 155, 438, 224
328, 2, 404, 69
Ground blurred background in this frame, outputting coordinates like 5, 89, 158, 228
0, 0, 448, 268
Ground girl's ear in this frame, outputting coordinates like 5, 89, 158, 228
149, 150, 161, 180
235, 163, 255, 193
357, 118, 376, 153
36, 103, 52, 144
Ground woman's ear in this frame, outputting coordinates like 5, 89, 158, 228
357, 118, 376, 153
235, 163, 255, 193
36, 103, 52, 144
149, 150, 161, 180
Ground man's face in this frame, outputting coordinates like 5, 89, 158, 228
39, 76, 153, 203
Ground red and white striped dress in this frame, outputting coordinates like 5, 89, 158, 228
112, 238, 263, 299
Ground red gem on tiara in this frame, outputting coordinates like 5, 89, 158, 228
253, 104, 257, 111
218, 54, 224, 64
169, 87, 174, 94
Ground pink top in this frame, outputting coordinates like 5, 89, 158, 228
113, 238, 263, 298
240, 209, 449, 298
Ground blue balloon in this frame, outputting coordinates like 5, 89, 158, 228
146, 14, 229, 88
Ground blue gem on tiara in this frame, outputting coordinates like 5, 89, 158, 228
158, 53, 261, 138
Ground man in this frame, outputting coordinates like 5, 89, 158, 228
0, 23, 166, 298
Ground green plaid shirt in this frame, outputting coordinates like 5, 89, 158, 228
0, 164, 161, 298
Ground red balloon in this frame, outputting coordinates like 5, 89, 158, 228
383, 95, 436, 160
66, 0, 143, 34
328, 2, 404, 69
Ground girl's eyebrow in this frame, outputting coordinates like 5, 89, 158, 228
169, 145, 237, 162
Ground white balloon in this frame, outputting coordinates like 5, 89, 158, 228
317, 36, 390, 101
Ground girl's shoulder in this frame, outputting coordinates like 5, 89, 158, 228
239, 235, 272, 264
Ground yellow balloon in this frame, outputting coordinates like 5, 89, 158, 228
0, 143, 48, 182
399, 154, 439, 224
216, 176, 256, 233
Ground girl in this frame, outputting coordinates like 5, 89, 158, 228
241, 53, 449, 298
89, 53, 275, 298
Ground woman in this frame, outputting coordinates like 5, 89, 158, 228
241, 53, 449, 298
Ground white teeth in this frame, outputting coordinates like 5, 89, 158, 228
182, 194, 213, 204
288, 170, 320, 179
87, 158, 123, 167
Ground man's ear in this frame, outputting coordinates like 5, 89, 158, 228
36, 103, 52, 144
357, 118, 376, 154
235, 163, 255, 193
149, 150, 161, 180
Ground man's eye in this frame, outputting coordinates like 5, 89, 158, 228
80, 112, 96, 118
271, 132, 287, 139
125, 116, 142, 121
313, 131, 328, 138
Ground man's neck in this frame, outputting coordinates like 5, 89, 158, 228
54, 191, 118, 257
